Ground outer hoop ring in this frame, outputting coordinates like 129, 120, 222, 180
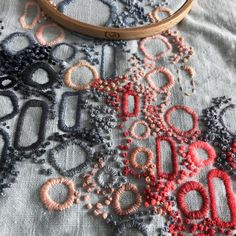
37, 0, 194, 40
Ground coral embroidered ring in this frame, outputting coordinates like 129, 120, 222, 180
36, 0, 195, 40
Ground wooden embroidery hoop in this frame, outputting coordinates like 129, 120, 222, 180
37, 0, 194, 40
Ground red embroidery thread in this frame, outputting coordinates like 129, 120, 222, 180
156, 136, 178, 180
130, 120, 151, 140
177, 181, 209, 219
164, 105, 199, 138
122, 90, 140, 117
188, 141, 216, 167
208, 169, 236, 228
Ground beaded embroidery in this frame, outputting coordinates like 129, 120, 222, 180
0, 1, 235, 235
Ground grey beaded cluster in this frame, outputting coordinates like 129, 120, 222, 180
145, 0, 168, 7
96, 166, 119, 188
201, 96, 236, 174
48, 139, 94, 177
106, 209, 154, 236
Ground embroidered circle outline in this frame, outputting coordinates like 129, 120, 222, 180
51, 42, 77, 62
145, 67, 174, 93
139, 35, 172, 61
149, 7, 173, 23
40, 177, 75, 211
188, 141, 216, 167
22, 62, 58, 90
96, 166, 118, 189
130, 120, 151, 140
64, 60, 99, 91
164, 105, 199, 138
112, 183, 142, 216
177, 181, 209, 219
48, 139, 93, 177
130, 147, 154, 170
219, 104, 236, 136
1, 32, 36, 55
19, 0, 41, 30
36, 23, 65, 46
0, 75, 17, 89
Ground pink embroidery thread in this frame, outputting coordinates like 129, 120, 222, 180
149, 7, 173, 23
145, 67, 175, 93
122, 90, 140, 117
64, 60, 99, 90
164, 105, 199, 139
19, 0, 41, 29
40, 177, 78, 211
112, 183, 142, 216
130, 120, 151, 140
187, 141, 216, 167
139, 35, 172, 61
36, 23, 65, 46
130, 147, 154, 170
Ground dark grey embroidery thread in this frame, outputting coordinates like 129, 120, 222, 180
1, 32, 36, 55
0, 128, 10, 165
96, 165, 119, 188
50, 42, 77, 63
201, 97, 236, 175
22, 62, 58, 90
0, 91, 19, 122
14, 99, 49, 151
48, 139, 93, 177
58, 91, 83, 132
0, 75, 17, 89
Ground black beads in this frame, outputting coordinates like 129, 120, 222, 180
14, 100, 49, 151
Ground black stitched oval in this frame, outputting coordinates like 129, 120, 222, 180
0, 91, 19, 122
51, 42, 77, 62
58, 91, 83, 132
13, 99, 49, 151
1, 32, 36, 55
0, 75, 17, 89
22, 62, 58, 90
0, 128, 10, 165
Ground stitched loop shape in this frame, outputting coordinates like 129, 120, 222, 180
14, 99, 49, 151
22, 62, 58, 90
40, 177, 76, 211
177, 181, 209, 219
